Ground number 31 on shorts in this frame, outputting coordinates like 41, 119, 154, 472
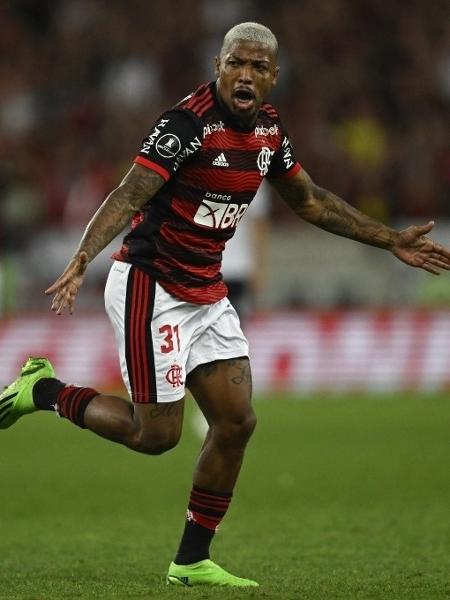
159, 324, 181, 354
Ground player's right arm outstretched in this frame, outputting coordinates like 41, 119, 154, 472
45, 164, 164, 314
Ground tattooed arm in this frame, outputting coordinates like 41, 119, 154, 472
45, 164, 165, 314
271, 169, 450, 275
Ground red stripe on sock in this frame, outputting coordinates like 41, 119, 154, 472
188, 487, 232, 531
57, 385, 98, 427
191, 490, 231, 506
189, 513, 222, 530
57, 386, 73, 419
190, 494, 230, 510
69, 388, 84, 422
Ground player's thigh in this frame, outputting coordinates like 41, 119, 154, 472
185, 297, 252, 424
187, 357, 254, 426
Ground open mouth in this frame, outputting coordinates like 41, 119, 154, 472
232, 88, 256, 111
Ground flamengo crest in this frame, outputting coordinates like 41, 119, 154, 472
257, 146, 274, 176
165, 363, 184, 387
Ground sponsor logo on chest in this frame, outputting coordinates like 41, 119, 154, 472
203, 121, 225, 136
194, 192, 248, 229
212, 152, 229, 167
254, 124, 279, 137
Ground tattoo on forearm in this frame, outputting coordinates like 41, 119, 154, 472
308, 185, 394, 249
77, 167, 164, 261
276, 172, 396, 250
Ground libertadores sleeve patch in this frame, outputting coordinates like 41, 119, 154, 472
135, 110, 203, 179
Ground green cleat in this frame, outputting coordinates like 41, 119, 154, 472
166, 559, 259, 587
0, 357, 55, 429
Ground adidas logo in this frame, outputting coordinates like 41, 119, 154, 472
212, 153, 229, 167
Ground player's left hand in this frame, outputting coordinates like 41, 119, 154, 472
392, 221, 450, 275
44, 251, 89, 314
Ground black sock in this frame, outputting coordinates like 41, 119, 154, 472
32, 378, 66, 411
174, 521, 215, 565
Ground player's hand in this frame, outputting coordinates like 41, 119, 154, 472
391, 221, 450, 275
44, 252, 89, 314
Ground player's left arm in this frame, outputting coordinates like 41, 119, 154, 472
270, 168, 450, 275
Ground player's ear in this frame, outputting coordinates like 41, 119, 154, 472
272, 65, 280, 86
214, 56, 220, 77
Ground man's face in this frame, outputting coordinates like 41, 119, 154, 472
215, 40, 279, 126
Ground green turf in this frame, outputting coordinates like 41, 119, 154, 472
1, 393, 450, 599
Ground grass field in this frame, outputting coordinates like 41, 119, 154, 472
1, 393, 450, 599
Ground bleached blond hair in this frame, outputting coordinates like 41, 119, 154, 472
221, 22, 278, 57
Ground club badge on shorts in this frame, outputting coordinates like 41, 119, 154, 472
166, 363, 184, 388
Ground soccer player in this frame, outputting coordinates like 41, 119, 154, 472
2, 22, 450, 588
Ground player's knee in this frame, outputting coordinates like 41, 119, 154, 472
240, 411, 257, 441
130, 428, 181, 455
215, 411, 257, 447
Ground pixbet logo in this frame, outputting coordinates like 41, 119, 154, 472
257, 146, 274, 176
203, 121, 225, 136
255, 124, 279, 137
194, 198, 249, 229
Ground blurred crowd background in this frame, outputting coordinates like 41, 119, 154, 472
0, 0, 449, 315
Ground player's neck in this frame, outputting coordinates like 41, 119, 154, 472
214, 82, 258, 131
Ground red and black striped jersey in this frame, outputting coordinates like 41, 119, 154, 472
113, 81, 301, 304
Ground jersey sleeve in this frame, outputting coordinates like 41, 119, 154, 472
266, 125, 302, 180
134, 110, 203, 181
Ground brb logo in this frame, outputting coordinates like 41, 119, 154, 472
257, 146, 274, 176
194, 193, 248, 229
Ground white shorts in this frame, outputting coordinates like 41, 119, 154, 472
104, 262, 249, 403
